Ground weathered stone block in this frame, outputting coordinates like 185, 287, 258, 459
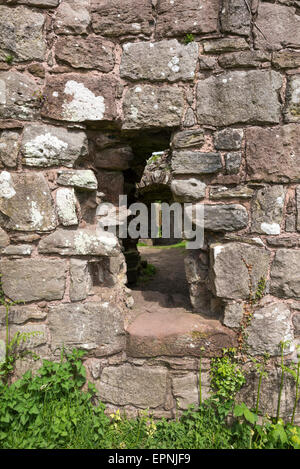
123, 85, 184, 129
0, 131, 19, 168
285, 75, 300, 123
91, 0, 153, 37
220, 0, 251, 36
247, 302, 294, 356
203, 37, 249, 53
0, 72, 40, 120
219, 50, 271, 69
0, 227, 9, 249
210, 185, 253, 199
196, 71, 282, 126
38, 228, 120, 256
296, 187, 300, 232
57, 170, 97, 191
270, 249, 300, 299
211, 243, 271, 300
120, 40, 198, 82
2, 244, 32, 256
173, 373, 207, 409
0, 323, 47, 352
204, 204, 248, 232
171, 129, 205, 150
54, 0, 90, 35
0, 6, 45, 62
96, 364, 167, 408
55, 36, 115, 72
251, 185, 286, 235
95, 147, 133, 171
0, 258, 67, 302
171, 151, 222, 175
69, 259, 92, 302
56, 187, 78, 226
42, 74, 116, 123
255, 3, 300, 50
156, 0, 219, 38
245, 125, 300, 182
225, 152, 242, 174
48, 302, 125, 355
214, 129, 243, 151
0, 171, 57, 231
171, 178, 206, 202
96, 170, 124, 204
21, 124, 88, 168
223, 301, 244, 328
272, 50, 300, 69
15, 0, 59, 7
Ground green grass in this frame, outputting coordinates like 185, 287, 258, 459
137, 240, 186, 250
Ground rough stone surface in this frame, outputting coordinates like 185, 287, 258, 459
270, 249, 300, 299
69, 259, 92, 302
120, 40, 198, 82
219, 50, 271, 68
96, 365, 168, 408
203, 204, 248, 232
15, 0, 59, 6
2, 244, 32, 256
247, 302, 294, 356
285, 75, 300, 123
0, 258, 67, 302
0, 226, 9, 249
203, 37, 249, 53
38, 228, 120, 256
296, 187, 300, 232
96, 170, 124, 204
0, 171, 57, 231
48, 302, 125, 355
21, 124, 88, 167
245, 125, 300, 182
91, 0, 153, 37
0, 131, 19, 168
171, 129, 205, 150
223, 302, 244, 328
0, 323, 47, 352
255, 3, 300, 50
95, 147, 133, 171
55, 36, 115, 72
210, 185, 254, 199
196, 70, 282, 126
0, 71, 40, 120
171, 178, 206, 202
56, 187, 78, 226
214, 129, 243, 151
272, 50, 300, 69
225, 152, 242, 174
57, 170, 98, 191
211, 243, 271, 300
123, 85, 184, 130
126, 311, 237, 358
220, 0, 251, 36
251, 185, 286, 235
156, 0, 219, 38
0, 6, 45, 62
173, 373, 206, 410
42, 74, 116, 123
171, 151, 222, 175
54, 0, 90, 35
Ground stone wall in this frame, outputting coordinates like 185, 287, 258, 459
0, 0, 300, 421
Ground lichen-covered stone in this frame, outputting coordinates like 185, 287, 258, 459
69, 259, 92, 302
91, 0, 153, 37
210, 185, 253, 199
171, 151, 222, 175
56, 187, 78, 226
54, 0, 90, 35
214, 129, 243, 151
2, 244, 33, 256
55, 36, 115, 72
196, 70, 282, 126
123, 85, 184, 130
0, 171, 57, 231
38, 228, 120, 256
0, 6, 45, 62
0, 131, 19, 168
120, 40, 198, 82
225, 152, 242, 174
96, 365, 167, 408
255, 3, 300, 50
203, 37, 249, 53
42, 74, 116, 123
171, 129, 204, 150
171, 178, 206, 202
251, 185, 286, 235
21, 124, 88, 167
48, 302, 125, 355
220, 0, 251, 36
156, 0, 219, 38
245, 125, 300, 182
0, 258, 67, 302
0, 71, 40, 120
210, 243, 271, 300
270, 249, 300, 299
285, 75, 300, 123
57, 169, 97, 191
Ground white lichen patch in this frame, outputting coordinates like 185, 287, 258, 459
56, 188, 78, 226
30, 200, 44, 228
62, 80, 105, 122
168, 56, 180, 73
0, 79, 6, 105
213, 245, 224, 260
0, 171, 16, 199
23, 132, 68, 166
260, 222, 281, 235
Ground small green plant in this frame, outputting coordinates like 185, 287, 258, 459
184, 33, 195, 45
251, 353, 270, 415
276, 340, 290, 423
198, 346, 205, 406
291, 346, 300, 425
254, 277, 266, 304
4, 55, 13, 65
137, 262, 157, 284
210, 348, 246, 402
